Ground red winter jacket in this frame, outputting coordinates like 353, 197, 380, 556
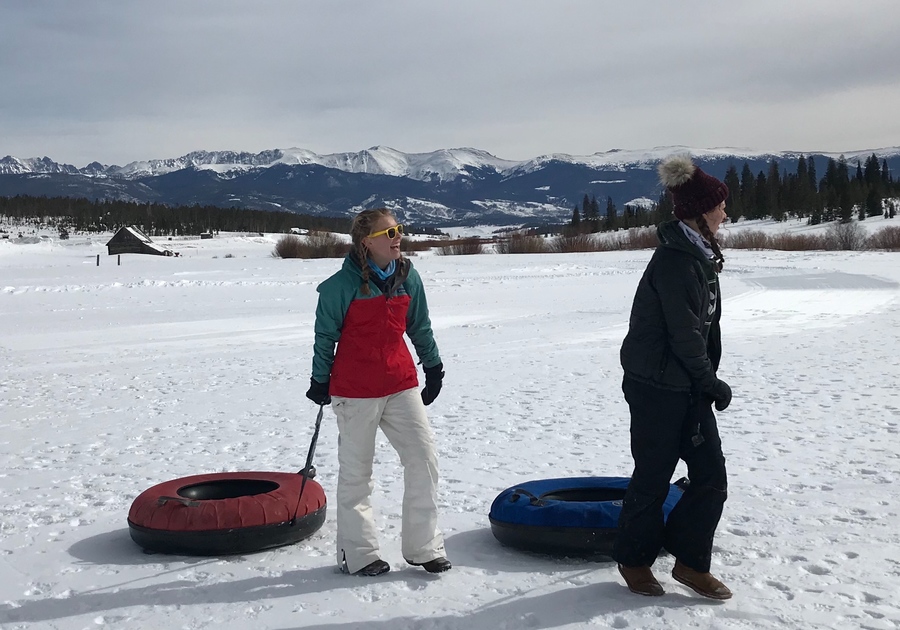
311, 254, 441, 398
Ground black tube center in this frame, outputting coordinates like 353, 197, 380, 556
177, 479, 280, 500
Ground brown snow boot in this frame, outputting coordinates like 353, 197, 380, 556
672, 560, 732, 600
617, 564, 665, 596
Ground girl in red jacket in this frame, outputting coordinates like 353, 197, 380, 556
306, 209, 449, 577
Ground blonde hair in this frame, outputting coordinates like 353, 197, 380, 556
350, 208, 401, 295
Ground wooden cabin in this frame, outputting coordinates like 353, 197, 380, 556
106, 226, 175, 256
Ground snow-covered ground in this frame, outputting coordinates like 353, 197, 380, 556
720, 213, 898, 239
436, 212, 900, 241
2, 227, 900, 629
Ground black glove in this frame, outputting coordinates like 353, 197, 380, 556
306, 378, 332, 406
707, 378, 732, 411
421, 363, 444, 406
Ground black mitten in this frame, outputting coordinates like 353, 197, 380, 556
305, 378, 332, 406
421, 363, 444, 406
708, 378, 732, 411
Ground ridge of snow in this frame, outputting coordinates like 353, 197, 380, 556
275, 146, 519, 181
0, 156, 79, 175
624, 196, 656, 208
3, 145, 900, 181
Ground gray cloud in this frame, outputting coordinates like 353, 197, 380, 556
1, 0, 898, 166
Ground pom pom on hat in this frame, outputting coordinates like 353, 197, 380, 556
658, 155, 697, 188
658, 155, 729, 221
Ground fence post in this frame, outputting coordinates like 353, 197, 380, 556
118, 254, 121, 266
96, 254, 100, 266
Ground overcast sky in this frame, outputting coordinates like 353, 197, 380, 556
2, 0, 900, 167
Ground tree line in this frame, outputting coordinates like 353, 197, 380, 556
567, 154, 899, 234
0, 195, 445, 236
0, 195, 352, 235
567, 194, 667, 235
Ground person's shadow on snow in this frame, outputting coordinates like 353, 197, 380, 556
0, 528, 721, 626
273, 581, 720, 630
0, 557, 434, 625
0, 565, 335, 624
443, 527, 615, 573
0, 565, 707, 628
0, 529, 342, 624
3, 529, 488, 624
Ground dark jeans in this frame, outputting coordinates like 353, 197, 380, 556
613, 377, 727, 573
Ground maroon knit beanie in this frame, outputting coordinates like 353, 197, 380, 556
658, 155, 729, 221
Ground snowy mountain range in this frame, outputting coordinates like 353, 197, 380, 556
2, 146, 899, 227
1, 147, 521, 180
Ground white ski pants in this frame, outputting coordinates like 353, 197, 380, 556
331, 387, 445, 573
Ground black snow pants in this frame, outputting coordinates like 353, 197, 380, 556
613, 377, 727, 573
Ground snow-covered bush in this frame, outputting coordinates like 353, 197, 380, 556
436, 237, 484, 256
496, 233, 547, 254
866, 226, 900, 251
272, 231, 349, 259
826, 221, 867, 251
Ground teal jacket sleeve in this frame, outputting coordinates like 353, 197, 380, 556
404, 265, 442, 368
311, 277, 352, 383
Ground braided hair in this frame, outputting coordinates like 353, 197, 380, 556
350, 208, 400, 295
695, 214, 725, 272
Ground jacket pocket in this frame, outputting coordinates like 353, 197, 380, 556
657, 348, 669, 377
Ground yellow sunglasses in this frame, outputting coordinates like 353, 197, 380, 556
367, 224, 404, 239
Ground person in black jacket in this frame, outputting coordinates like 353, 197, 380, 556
614, 155, 734, 600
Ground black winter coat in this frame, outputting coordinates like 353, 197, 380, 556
620, 220, 722, 393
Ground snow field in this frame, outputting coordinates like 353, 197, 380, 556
1, 233, 899, 629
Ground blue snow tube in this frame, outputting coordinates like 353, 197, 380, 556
489, 476, 685, 558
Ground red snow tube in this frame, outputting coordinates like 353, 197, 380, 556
127, 471, 326, 555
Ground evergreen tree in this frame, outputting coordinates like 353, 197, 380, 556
796, 154, 808, 185
864, 154, 881, 191
740, 163, 756, 218
754, 171, 768, 219
866, 189, 883, 218
796, 155, 814, 217
723, 164, 742, 221
859, 153, 884, 218
767, 159, 784, 221
807, 155, 818, 192
821, 184, 837, 222
782, 172, 800, 217
823, 157, 838, 192
820, 158, 839, 222
622, 204, 635, 228
836, 156, 854, 223
850, 160, 866, 209
582, 193, 599, 232
605, 197, 618, 231
570, 205, 581, 232
656, 191, 673, 221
